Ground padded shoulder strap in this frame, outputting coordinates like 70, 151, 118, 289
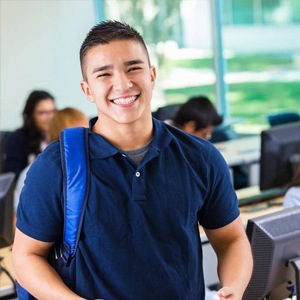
60, 127, 90, 262
14, 128, 90, 299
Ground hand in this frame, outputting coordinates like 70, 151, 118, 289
217, 286, 241, 300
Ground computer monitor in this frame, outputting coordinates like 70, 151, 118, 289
260, 121, 300, 191
0, 172, 15, 248
243, 207, 300, 300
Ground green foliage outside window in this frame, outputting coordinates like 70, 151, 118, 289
102, 0, 300, 133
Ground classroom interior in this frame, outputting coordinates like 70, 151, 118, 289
1, 1, 300, 299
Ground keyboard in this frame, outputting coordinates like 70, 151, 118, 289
238, 187, 286, 207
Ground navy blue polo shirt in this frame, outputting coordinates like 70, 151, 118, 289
17, 118, 239, 300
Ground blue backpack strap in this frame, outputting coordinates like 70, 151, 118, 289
59, 127, 90, 264
15, 127, 90, 299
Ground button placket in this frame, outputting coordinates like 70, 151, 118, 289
132, 169, 146, 201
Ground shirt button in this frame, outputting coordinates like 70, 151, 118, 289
135, 172, 141, 177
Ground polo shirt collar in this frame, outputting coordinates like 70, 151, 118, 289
88, 117, 174, 160
150, 118, 174, 153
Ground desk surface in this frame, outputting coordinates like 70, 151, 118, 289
214, 135, 260, 167
0, 246, 15, 297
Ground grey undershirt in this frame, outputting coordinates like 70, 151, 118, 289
123, 140, 152, 166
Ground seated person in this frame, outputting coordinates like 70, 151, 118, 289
283, 163, 300, 208
3, 90, 56, 178
48, 107, 89, 141
172, 95, 223, 140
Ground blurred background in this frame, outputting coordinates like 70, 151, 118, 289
1, 0, 300, 134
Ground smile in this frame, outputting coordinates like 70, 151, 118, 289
111, 95, 139, 105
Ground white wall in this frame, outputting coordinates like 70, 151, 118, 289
0, 0, 97, 130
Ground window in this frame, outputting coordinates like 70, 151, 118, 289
98, 0, 300, 133
102, 0, 216, 112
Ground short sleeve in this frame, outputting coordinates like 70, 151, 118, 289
198, 145, 240, 229
16, 143, 64, 242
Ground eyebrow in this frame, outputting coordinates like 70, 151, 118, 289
124, 59, 145, 66
92, 65, 113, 74
92, 59, 145, 74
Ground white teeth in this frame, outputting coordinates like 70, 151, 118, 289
112, 96, 136, 105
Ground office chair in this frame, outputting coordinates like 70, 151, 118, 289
267, 112, 300, 127
0, 131, 11, 173
0, 172, 16, 248
210, 125, 238, 143
153, 103, 182, 121
289, 153, 300, 178
0, 172, 17, 298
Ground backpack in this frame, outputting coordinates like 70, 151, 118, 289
16, 127, 90, 299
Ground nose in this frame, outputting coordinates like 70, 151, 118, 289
113, 72, 133, 92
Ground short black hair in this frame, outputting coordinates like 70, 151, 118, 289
80, 20, 150, 79
173, 95, 223, 130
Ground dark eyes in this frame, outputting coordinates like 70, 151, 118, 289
96, 66, 142, 78
97, 73, 110, 78
129, 66, 142, 72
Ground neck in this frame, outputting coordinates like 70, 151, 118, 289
93, 115, 153, 151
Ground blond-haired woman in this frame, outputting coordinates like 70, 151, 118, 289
48, 107, 89, 142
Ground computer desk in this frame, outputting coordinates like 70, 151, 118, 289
0, 246, 15, 298
214, 135, 261, 186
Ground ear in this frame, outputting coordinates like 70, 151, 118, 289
150, 66, 156, 90
80, 80, 95, 103
182, 121, 196, 134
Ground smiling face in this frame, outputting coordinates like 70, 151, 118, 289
80, 40, 156, 131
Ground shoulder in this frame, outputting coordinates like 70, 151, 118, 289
39, 140, 61, 163
155, 118, 213, 151
22, 141, 63, 203
158, 119, 222, 162
28, 140, 62, 175
153, 120, 228, 187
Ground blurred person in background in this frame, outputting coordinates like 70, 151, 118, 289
48, 107, 89, 141
283, 163, 300, 208
3, 90, 56, 177
173, 95, 223, 140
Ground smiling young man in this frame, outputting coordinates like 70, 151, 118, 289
80, 36, 155, 151
13, 21, 252, 300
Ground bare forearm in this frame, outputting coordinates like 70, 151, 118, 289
205, 217, 254, 300
13, 253, 84, 300
217, 238, 253, 299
